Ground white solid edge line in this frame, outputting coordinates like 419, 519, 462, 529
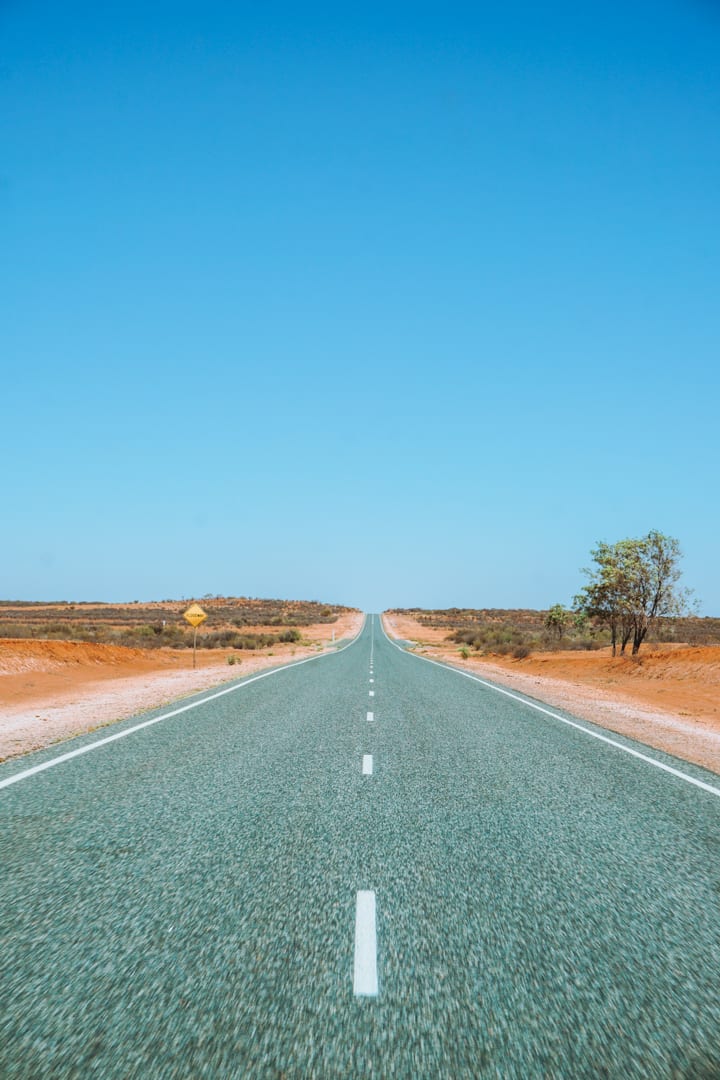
378, 616, 720, 800
367, 711, 374, 722
354, 890, 378, 996
0, 614, 369, 792
362, 754, 373, 776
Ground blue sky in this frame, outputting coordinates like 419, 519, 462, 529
2, 1, 719, 613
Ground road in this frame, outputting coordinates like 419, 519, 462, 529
2, 615, 720, 1077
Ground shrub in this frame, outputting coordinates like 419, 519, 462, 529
513, 645, 531, 659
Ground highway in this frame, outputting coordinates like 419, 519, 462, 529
2, 615, 720, 1077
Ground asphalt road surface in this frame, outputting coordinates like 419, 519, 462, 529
2, 615, 720, 1078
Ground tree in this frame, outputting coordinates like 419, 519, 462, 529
574, 541, 634, 656
575, 531, 692, 656
624, 530, 692, 654
545, 603, 570, 640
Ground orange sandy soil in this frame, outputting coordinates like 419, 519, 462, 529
0, 611, 364, 762
383, 613, 720, 776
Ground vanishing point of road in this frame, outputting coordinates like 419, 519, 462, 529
2, 616, 720, 1077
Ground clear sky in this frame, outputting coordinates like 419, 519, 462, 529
2, 1, 719, 613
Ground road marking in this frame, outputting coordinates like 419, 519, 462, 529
369, 678, 374, 683
379, 617, 720, 801
367, 711, 374, 722
0, 625, 368, 793
362, 754, 373, 775
353, 890, 378, 996
369, 690, 375, 697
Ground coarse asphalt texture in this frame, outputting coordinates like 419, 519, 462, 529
2, 615, 720, 1078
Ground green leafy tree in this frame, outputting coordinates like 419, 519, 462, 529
624, 530, 693, 654
575, 542, 631, 655
544, 603, 570, 640
576, 531, 692, 656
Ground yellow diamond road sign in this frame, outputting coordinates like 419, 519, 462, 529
183, 603, 207, 628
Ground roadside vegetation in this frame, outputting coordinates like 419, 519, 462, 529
0, 597, 352, 651
392, 531, 717, 659
573, 530, 695, 655
392, 607, 720, 659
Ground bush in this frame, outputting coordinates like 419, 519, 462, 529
564, 637, 604, 651
512, 645, 531, 659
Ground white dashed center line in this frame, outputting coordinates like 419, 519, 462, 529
362, 754, 373, 775
369, 690, 375, 697
367, 711, 374, 722
353, 890, 378, 997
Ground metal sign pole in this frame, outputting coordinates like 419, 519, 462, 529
193, 625, 198, 669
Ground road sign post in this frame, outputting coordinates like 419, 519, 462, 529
183, 603, 208, 669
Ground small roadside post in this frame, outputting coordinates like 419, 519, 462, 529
183, 603, 208, 669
